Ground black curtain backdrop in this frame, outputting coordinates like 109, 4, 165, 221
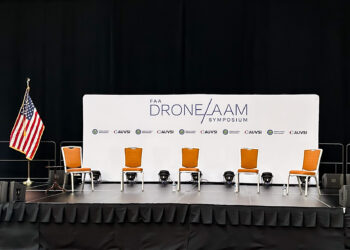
0, 1, 349, 149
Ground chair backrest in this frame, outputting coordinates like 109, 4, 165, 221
61, 146, 82, 171
125, 147, 142, 167
241, 148, 258, 169
182, 148, 199, 168
302, 149, 323, 171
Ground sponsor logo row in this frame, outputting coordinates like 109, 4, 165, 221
92, 129, 308, 135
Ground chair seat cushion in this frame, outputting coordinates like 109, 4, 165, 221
238, 168, 259, 173
289, 170, 315, 176
67, 168, 91, 172
179, 168, 199, 172
123, 167, 143, 171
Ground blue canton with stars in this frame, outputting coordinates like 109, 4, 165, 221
20, 93, 35, 120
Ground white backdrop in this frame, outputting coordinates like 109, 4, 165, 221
83, 94, 319, 184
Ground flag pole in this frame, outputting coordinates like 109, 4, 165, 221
23, 77, 33, 186
23, 160, 32, 186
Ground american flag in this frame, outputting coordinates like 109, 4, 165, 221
9, 89, 45, 160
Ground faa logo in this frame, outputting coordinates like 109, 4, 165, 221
92, 129, 98, 135
223, 129, 228, 135
267, 129, 273, 135
179, 129, 185, 135
135, 129, 141, 135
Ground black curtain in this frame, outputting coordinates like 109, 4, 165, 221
0, 203, 346, 249
0, 0, 349, 176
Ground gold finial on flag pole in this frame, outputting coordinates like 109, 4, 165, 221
26, 77, 30, 90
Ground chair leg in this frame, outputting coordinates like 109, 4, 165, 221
235, 173, 239, 193
121, 171, 124, 192
82, 173, 86, 191
315, 175, 321, 195
71, 173, 74, 192
90, 172, 94, 191
63, 173, 67, 190
257, 173, 260, 193
177, 172, 181, 191
305, 176, 309, 196
287, 175, 290, 195
198, 171, 201, 192
141, 172, 144, 192
297, 176, 303, 194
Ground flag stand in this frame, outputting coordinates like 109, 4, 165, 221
10, 77, 44, 186
23, 78, 33, 185
23, 161, 33, 186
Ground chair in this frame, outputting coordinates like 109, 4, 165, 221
61, 146, 94, 192
178, 148, 200, 191
287, 149, 322, 196
235, 148, 260, 193
121, 147, 144, 192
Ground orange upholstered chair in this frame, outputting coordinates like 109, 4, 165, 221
121, 147, 144, 191
178, 148, 200, 191
61, 146, 94, 192
236, 148, 260, 193
287, 149, 322, 196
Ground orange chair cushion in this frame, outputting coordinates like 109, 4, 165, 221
289, 170, 315, 176
238, 168, 259, 173
125, 148, 142, 167
241, 149, 258, 169
123, 167, 143, 171
182, 148, 199, 168
302, 149, 321, 171
179, 168, 199, 172
62, 147, 82, 168
67, 168, 91, 172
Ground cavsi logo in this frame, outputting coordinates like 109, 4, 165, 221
289, 130, 308, 135
200, 130, 217, 134
157, 130, 174, 134
114, 130, 131, 134
245, 130, 262, 135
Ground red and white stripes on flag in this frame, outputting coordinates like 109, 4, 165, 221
9, 88, 45, 160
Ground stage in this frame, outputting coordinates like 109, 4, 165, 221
0, 183, 344, 249
26, 183, 340, 208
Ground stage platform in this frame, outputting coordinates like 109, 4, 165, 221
0, 183, 346, 249
26, 182, 340, 208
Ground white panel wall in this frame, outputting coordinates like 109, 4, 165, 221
83, 94, 319, 184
